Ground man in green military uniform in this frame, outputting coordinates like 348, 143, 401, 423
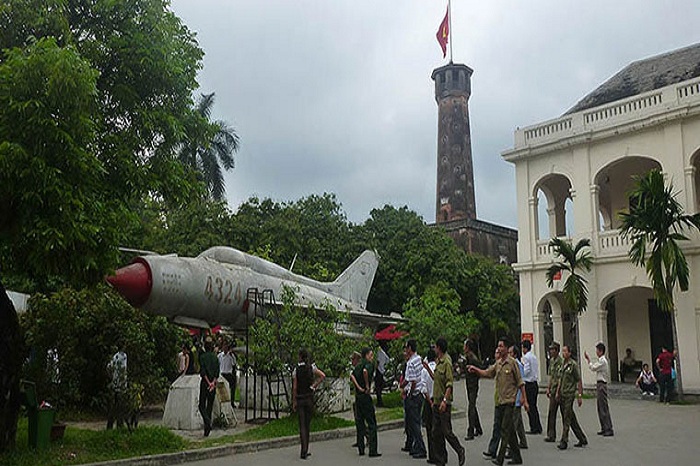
350, 347, 381, 457
544, 341, 564, 443
468, 337, 529, 466
555, 345, 588, 450
426, 337, 465, 466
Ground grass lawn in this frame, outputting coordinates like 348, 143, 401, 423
1, 413, 355, 465
0, 418, 188, 466
200, 413, 355, 447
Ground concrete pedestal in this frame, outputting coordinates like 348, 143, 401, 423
162, 375, 235, 430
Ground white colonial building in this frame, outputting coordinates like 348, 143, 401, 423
502, 44, 700, 393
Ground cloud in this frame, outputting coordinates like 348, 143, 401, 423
171, 0, 700, 228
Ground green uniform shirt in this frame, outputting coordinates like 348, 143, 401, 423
548, 355, 564, 390
352, 360, 374, 393
199, 351, 220, 381
558, 358, 581, 398
485, 356, 524, 405
432, 353, 454, 404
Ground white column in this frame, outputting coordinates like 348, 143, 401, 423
597, 309, 608, 345
685, 166, 697, 214
533, 312, 547, 381
551, 307, 564, 345
589, 185, 600, 252
529, 196, 539, 257
547, 207, 557, 238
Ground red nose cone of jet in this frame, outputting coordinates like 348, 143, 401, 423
105, 259, 152, 307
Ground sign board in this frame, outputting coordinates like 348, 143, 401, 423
552, 270, 562, 281
521, 333, 534, 344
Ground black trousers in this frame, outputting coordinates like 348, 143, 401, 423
198, 380, 216, 431
524, 381, 542, 433
466, 382, 482, 436
297, 396, 313, 457
356, 394, 378, 455
374, 370, 385, 407
496, 403, 522, 465
659, 373, 674, 402
431, 404, 464, 466
422, 398, 435, 462
405, 394, 426, 456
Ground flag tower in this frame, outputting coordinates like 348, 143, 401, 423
432, 2, 476, 223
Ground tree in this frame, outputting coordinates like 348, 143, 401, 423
0, 38, 116, 289
545, 238, 593, 315
619, 169, 700, 397
0, 282, 24, 453
0, 0, 208, 289
401, 283, 479, 359
177, 92, 239, 201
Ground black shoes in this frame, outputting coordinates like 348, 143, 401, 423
483, 451, 494, 459
574, 440, 588, 447
369, 452, 382, 458
544, 437, 556, 443
465, 434, 475, 441
557, 441, 568, 450
596, 430, 604, 435
402, 447, 412, 452
603, 431, 614, 437
458, 449, 466, 466
300, 453, 311, 459
507, 461, 523, 465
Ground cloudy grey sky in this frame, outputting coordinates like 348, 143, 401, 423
170, 0, 699, 228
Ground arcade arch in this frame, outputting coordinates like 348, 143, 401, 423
594, 156, 662, 230
536, 292, 579, 362
533, 174, 574, 240
691, 149, 700, 213
600, 286, 670, 382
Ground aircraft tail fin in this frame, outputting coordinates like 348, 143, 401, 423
328, 250, 379, 309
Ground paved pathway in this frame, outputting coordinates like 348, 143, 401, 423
183, 379, 700, 466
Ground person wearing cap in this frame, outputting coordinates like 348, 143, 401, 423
544, 342, 564, 443
584, 342, 614, 437
555, 345, 587, 450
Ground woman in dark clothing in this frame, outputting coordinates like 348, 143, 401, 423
293, 348, 326, 459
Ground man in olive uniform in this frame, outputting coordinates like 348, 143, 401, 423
468, 338, 529, 466
426, 337, 465, 466
544, 342, 564, 443
463, 339, 483, 440
555, 345, 588, 450
351, 347, 381, 457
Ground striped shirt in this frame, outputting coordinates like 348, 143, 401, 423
405, 353, 424, 395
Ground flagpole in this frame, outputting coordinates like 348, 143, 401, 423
448, 0, 453, 63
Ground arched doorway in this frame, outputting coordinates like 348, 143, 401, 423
601, 287, 672, 382
537, 292, 579, 372
533, 174, 574, 240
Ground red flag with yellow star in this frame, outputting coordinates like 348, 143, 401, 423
436, 6, 449, 58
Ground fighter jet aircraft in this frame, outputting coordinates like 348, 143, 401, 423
105, 247, 386, 330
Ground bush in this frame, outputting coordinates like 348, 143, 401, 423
20, 285, 186, 412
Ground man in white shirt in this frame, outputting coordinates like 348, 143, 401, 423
584, 342, 614, 437
402, 339, 427, 459
421, 348, 437, 465
521, 339, 543, 434
375, 343, 390, 407
218, 342, 237, 405
107, 348, 127, 429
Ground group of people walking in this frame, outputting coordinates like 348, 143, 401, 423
290, 335, 631, 465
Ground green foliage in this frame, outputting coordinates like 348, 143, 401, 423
402, 283, 479, 358
0, 0, 208, 290
250, 287, 373, 381
230, 194, 359, 281
177, 92, 240, 201
0, 37, 121, 289
546, 238, 592, 315
21, 286, 186, 411
619, 169, 700, 312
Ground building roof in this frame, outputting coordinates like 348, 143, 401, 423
565, 43, 700, 115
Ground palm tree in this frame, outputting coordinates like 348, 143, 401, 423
178, 92, 240, 201
545, 238, 593, 315
619, 169, 700, 397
